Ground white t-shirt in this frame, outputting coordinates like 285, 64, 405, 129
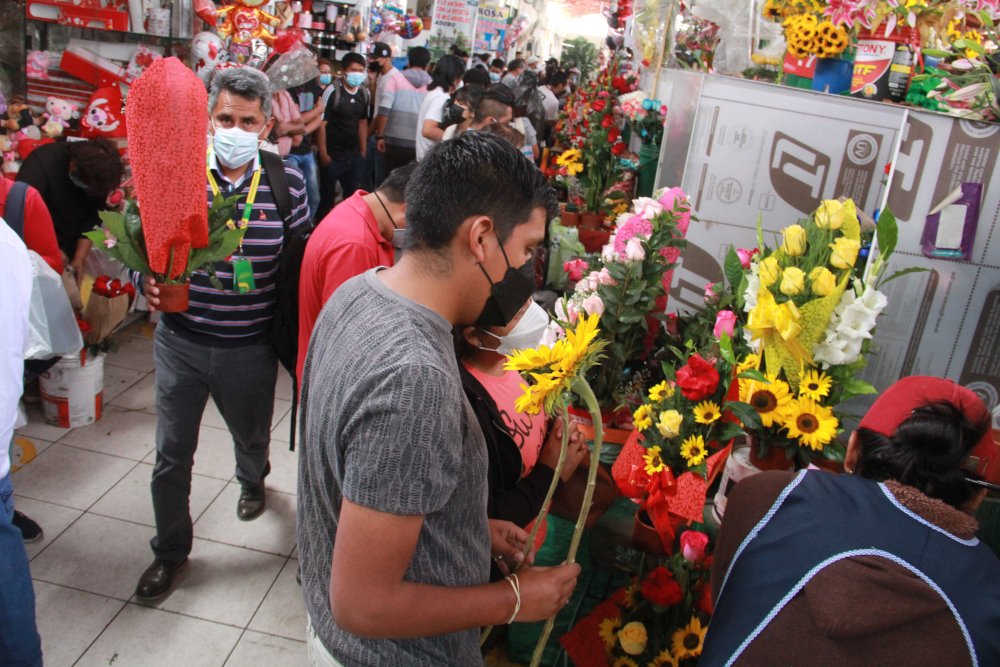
0, 220, 32, 479
539, 86, 559, 121
415, 87, 450, 160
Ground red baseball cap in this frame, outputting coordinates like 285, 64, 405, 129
858, 376, 999, 486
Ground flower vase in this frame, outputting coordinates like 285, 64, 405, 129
156, 282, 190, 313
635, 141, 661, 198
811, 55, 854, 95
560, 205, 581, 227
579, 211, 605, 230
711, 437, 793, 525
633, 511, 667, 555
747, 435, 795, 471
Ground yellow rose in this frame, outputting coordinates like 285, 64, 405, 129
780, 224, 807, 256
618, 621, 648, 656
657, 409, 683, 438
809, 266, 836, 296
779, 266, 806, 296
815, 199, 844, 229
829, 237, 861, 269
759, 256, 781, 287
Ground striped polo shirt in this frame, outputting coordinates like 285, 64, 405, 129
155, 151, 310, 346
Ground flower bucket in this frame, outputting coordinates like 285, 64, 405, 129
851, 25, 919, 102
560, 206, 581, 227
40, 351, 104, 428
635, 141, 661, 198
579, 211, 605, 230
156, 281, 190, 313
811, 56, 854, 94
632, 511, 667, 555
578, 228, 612, 253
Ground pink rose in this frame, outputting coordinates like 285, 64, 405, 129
584, 271, 602, 292
632, 196, 664, 220
680, 530, 709, 563
713, 309, 737, 338
597, 267, 616, 286
625, 237, 646, 262
658, 187, 692, 235
704, 282, 719, 303
563, 258, 587, 282
736, 247, 759, 269
582, 293, 605, 316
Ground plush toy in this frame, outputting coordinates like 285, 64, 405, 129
40, 97, 79, 137
190, 31, 226, 86
215, 0, 282, 47
26, 51, 50, 79
0, 135, 19, 175
2, 95, 34, 134
127, 44, 162, 80
80, 87, 127, 139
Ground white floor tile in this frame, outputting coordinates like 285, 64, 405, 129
10, 434, 55, 472
58, 406, 159, 461
107, 371, 157, 413
275, 366, 295, 402
90, 462, 228, 528
11, 444, 137, 510
249, 558, 307, 641
144, 538, 285, 627
76, 603, 242, 667
264, 440, 298, 496
104, 334, 156, 373
10, 496, 83, 561
15, 402, 72, 442
195, 482, 297, 557
102, 364, 149, 404
271, 406, 296, 444
33, 580, 125, 667
225, 630, 306, 666
30, 513, 155, 600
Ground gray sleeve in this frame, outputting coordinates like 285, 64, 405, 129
341, 364, 463, 516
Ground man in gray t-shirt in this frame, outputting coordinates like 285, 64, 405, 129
298, 133, 580, 665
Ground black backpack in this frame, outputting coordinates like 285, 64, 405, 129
259, 150, 312, 451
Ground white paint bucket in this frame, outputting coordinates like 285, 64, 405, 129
39, 352, 104, 428
711, 445, 761, 524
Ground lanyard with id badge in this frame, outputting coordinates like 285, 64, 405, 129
207, 152, 261, 295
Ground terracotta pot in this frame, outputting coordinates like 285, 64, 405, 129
632, 511, 667, 555
560, 207, 581, 227
578, 227, 611, 253
579, 211, 605, 230
156, 282, 190, 313
747, 435, 795, 471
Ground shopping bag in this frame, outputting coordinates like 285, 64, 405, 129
82, 292, 130, 345
26, 251, 84, 360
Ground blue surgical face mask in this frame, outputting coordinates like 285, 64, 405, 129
319, 73, 333, 86
212, 121, 263, 169
489, 71, 501, 83
345, 72, 366, 88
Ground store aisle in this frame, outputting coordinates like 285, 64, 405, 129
11, 320, 306, 667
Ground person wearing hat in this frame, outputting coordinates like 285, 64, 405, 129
703, 375, 1000, 667
368, 42, 429, 179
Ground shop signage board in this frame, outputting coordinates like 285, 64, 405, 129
474, 4, 508, 52
428, 0, 479, 45
656, 71, 1000, 420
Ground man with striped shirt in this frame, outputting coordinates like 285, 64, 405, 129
134, 67, 310, 602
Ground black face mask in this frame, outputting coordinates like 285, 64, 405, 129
445, 101, 466, 126
475, 234, 535, 328
368, 61, 382, 73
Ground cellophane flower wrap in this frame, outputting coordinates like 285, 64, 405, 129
126, 57, 209, 279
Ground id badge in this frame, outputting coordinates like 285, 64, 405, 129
232, 256, 256, 294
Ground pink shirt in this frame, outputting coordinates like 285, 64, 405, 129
468, 366, 547, 475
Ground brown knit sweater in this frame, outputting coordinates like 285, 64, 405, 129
711, 471, 980, 667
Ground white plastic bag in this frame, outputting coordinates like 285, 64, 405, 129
25, 250, 83, 360
691, 0, 783, 74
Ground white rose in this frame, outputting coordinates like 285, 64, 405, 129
624, 237, 646, 262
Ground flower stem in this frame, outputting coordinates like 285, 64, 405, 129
529, 378, 603, 667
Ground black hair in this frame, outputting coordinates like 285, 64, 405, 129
477, 53, 490, 64
474, 86, 515, 123
408, 46, 431, 69
68, 138, 124, 198
462, 68, 490, 88
317, 57, 333, 69
405, 132, 556, 252
429, 55, 465, 92
341, 52, 365, 69
507, 58, 525, 72
453, 84, 483, 109
491, 58, 506, 69
547, 71, 569, 87
546, 57, 559, 66
450, 45, 469, 59
855, 401, 991, 509
378, 161, 417, 204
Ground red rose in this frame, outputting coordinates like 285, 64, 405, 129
601, 115, 614, 129
665, 312, 680, 337
675, 353, 720, 400
696, 584, 713, 615
680, 530, 709, 563
592, 98, 607, 112
611, 142, 625, 156
641, 566, 683, 607
608, 127, 620, 143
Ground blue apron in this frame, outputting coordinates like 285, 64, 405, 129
702, 470, 1000, 667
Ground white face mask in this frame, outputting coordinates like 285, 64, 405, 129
479, 301, 549, 356
212, 121, 264, 168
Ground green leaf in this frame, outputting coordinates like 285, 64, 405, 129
875, 206, 898, 263
713, 421, 746, 442
738, 369, 769, 383
724, 247, 744, 293
920, 48, 954, 58
841, 377, 878, 396
879, 266, 928, 286
726, 400, 763, 431
718, 332, 736, 365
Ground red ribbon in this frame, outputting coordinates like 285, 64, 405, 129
640, 468, 680, 551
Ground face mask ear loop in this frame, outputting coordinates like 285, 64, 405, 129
477, 225, 508, 286
373, 191, 398, 230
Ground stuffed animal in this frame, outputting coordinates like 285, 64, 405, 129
26, 51, 50, 79
190, 31, 226, 85
215, 0, 281, 46
40, 97, 80, 137
80, 87, 127, 139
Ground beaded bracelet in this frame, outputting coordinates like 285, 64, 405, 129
505, 573, 521, 624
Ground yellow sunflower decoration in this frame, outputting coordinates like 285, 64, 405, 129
649, 380, 675, 402
599, 616, 623, 649
649, 650, 679, 667
783, 14, 819, 59
671, 616, 708, 660
556, 149, 584, 176
784, 397, 838, 451
740, 374, 793, 428
634, 404, 654, 432
612, 658, 640, 667
680, 434, 708, 466
799, 369, 832, 401
693, 400, 722, 425
643, 445, 667, 475
736, 352, 760, 375
815, 21, 849, 57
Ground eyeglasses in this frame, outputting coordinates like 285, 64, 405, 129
966, 477, 1000, 492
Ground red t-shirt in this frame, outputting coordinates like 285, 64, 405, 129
297, 191, 393, 381
0, 176, 63, 274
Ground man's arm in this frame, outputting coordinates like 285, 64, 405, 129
317, 122, 331, 167
23, 187, 63, 274
357, 115, 368, 157
70, 237, 91, 284
330, 499, 579, 637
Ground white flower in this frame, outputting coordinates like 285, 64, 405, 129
743, 263, 760, 312
812, 286, 887, 367
554, 297, 572, 322
624, 237, 646, 262
632, 197, 664, 220
581, 293, 605, 316
540, 321, 565, 346
601, 241, 618, 263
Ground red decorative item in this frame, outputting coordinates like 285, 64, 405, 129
559, 595, 621, 667
80, 86, 126, 139
126, 58, 209, 279
641, 566, 684, 606
216, 1, 282, 46
26, 0, 128, 31
611, 429, 650, 499
675, 352, 721, 401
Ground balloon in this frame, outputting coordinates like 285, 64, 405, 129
369, 10, 384, 36
394, 14, 422, 39
273, 28, 305, 54
190, 31, 226, 86
383, 2, 404, 15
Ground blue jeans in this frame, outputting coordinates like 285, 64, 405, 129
362, 135, 384, 192
0, 474, 42, 667
318, 153, 363, 221
286, 151, 319, 221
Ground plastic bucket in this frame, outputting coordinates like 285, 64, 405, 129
40, 352, 104, 428
711, 445, 760, 524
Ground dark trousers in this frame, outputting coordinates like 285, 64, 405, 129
0, 474, 42, 667
362, 135, 384, 192
317, 152, 363, 222
383, 143, 415, 177
150, 322, 277, 563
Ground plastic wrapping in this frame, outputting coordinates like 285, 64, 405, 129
26, 250, 83, 361
266, 43, 319, 91
691, 0, 782, 74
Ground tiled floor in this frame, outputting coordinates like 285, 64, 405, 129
12, 320, 307, 667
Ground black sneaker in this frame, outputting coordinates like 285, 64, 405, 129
13, 511, 43, 543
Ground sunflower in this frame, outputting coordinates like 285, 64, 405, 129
622, 583, 638, 609
649, 650, 678, 667
815, 21, 848, 57
784, 397, 838, 451
599, 616, 623, 649
649, 380, 675, 402
740, 374, 793, 428
643, 446, 666, 475
556, 312, 602, 377
513, 371, 564, 415
693, 400, 722, 425
671, 616, 707, 660
736, 353, 760, 375
799, 369, 832, 401
680, 434, 708, 466
634, 404, 654, 432
612, 658, 639, 667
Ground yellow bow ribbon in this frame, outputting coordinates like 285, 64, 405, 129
746, 289, 811, 366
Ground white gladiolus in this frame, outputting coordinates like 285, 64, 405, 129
813, 285, 888, 367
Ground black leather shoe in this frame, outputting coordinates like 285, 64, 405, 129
237, 483, 266, 521
135, 558, 187, 602
13, 511, 43, 543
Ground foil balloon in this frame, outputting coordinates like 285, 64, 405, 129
190, 31, 226, 86
395, 14, 423, 39
369, 9, 384, 36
